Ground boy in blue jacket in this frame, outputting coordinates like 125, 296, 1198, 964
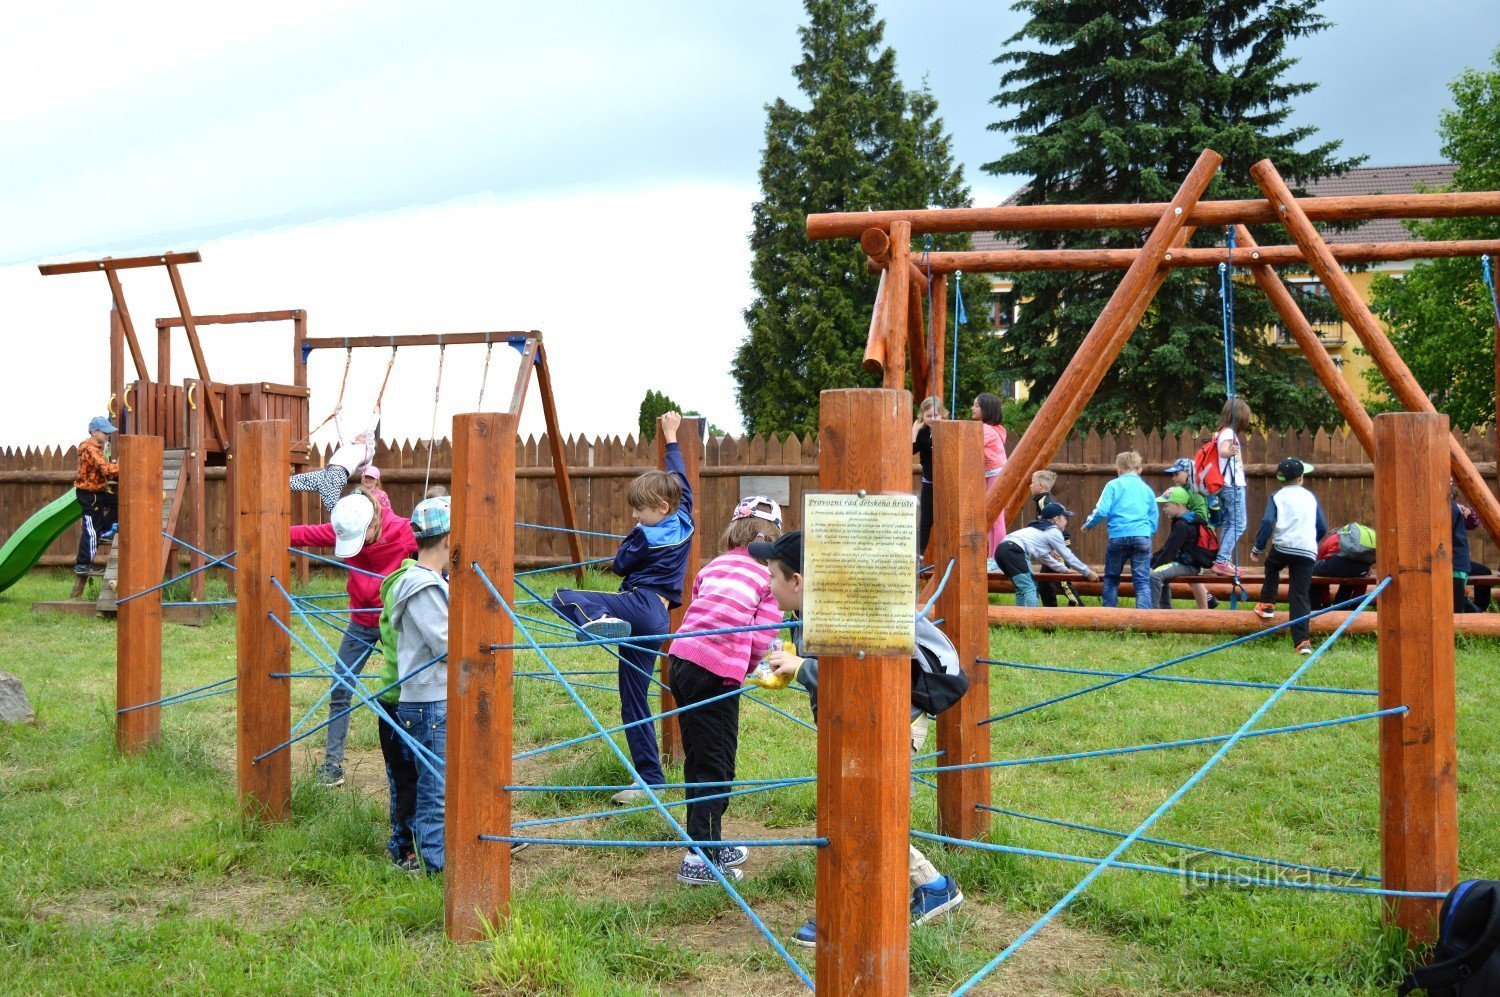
1083, 451, 1160, 608
552, 412, 692, 803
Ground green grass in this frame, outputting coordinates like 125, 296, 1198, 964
2, 568, 1497, 994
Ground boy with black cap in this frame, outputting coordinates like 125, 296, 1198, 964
994, 502, 1098, 607
1250, 458, 1327, 654
748, 530, 965, 949
73, 415, 120, 574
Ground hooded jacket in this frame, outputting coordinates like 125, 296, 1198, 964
387, 562, 448, 703
290, 503, 416, 627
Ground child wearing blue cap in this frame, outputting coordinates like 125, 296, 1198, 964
73, 415, 119, 574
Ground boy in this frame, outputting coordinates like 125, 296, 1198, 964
1148, 487, 1215, 609
1162, 457, 1213, 525
994, 502, 1097, 607
750, 531, 964, 949
73, 415, 120, 574
552, 412, 692, 804
387, 498, 452, 874
1250, 458, 1327, 654
1029, 470, 1083, 607
1083, 452, 1160, 609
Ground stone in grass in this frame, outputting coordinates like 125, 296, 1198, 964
0, 669, 34, 724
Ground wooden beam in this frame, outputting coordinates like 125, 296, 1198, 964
165, 262, 230, 446
807, 190, 1500, 241
506, 337, 540, 416
885, 221, 911, 391
103, 269, 150, 382
815, 387, 911, 994
157, 309, 304, 328
929, 274, 947, 410
446, 411, 515, 942
907, 268, 928, 402
534, 342, 586, 581
988, 604, 1500, 637
38, 251, 202, 275
863, 270, 888, 378
109, 309, 126, 434
655, 417, 702, 766
301, 331, 537, 351
116, 435, 163, 755
1375, 412, 1458, 942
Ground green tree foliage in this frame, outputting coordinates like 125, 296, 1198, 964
987, 1, 1358, 432
1364, 48, 1500, 429
734, 0, 999, 436
638, 389, 681, 441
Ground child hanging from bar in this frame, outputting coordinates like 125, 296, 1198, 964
290, 410, 380, 512
661, 496, 784, 886
551, 411, 693, 804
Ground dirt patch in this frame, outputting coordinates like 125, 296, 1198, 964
32, 874, 312, 930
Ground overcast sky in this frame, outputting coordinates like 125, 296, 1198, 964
1, 0, 1494, 446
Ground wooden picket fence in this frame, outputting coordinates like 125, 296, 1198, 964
3, 424, 1497, 573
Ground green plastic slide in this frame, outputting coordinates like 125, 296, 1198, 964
0, 490, 82, 595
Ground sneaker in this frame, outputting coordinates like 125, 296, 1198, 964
717, 845, 749, 868
911, 876, 964, 925
1211, 562, 1239, 577
1296, 640, 1313, 655
510, 841, 531, 855
676, 855, 744, 886
581, 616, 632, 640
611, 788, 648, 805
397, 856, 426, 875
1254, 603, 1276, 620
318, 769, 346, 788
790, 918, 817, 948
1206, 595, 1220, 609
73, 564, 92, 575
100, 525, 118, 542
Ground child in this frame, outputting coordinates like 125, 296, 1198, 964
1162, 457, 1213, 525
1083, 452, 1160, 609
552, 411, 692, 803
424, 484, 449, 499
1309, 524, 1374, 610
662, 496, 784, 885
1148, 487, 1215, 609
290, 488, 417, 787
1211, 398, 1253, 576
387, 498, 451, 874
73, 415, 119, 574
750, 531, 964, 948
1029, 470, 1083, 607
361, 465, 392, 510
1452, 487, 1474, 614
1250, 458, 1326, 655
912, 396, 945, 557
994, 502, 1097, 607
376, 559, 420, 869
290, 411, 379, 513
972, 393, 1008, 567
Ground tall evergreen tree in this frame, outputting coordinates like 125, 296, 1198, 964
1364, 48, 1500, 429
987, 1, 1358, 431
734, 0, 998, 436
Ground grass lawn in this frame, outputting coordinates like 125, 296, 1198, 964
2, 568, 1497, 995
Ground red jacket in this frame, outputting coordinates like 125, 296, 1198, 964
291, 506, 417, 628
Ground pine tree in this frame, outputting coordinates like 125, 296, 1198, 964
1364, 48, 1500, 429
987, 0, 1358, 432
734, 0, 998, 436
638, 389, 682, 441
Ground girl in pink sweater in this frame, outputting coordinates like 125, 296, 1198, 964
663, 496, 784, 886
973, 392, 1009, 560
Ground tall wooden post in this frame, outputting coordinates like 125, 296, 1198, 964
816, 388, 911, 995
655, 415, 702, 765
446, 412, 515, 941
235, 420, 291, 824
930, 273, 947, 410
886, 222, 912, 391
116, 435, 163, 755
110, 309, 126, 435
932, 420, 990, 840
1375, 412, 1458, 942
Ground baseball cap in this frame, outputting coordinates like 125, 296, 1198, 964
732, 495, 783, 528
1164, 457, 1192, 475
1039, 501, 1074, 519
1156, 485, 1192, 505
410, 497, 451, 539
331, 493, 377, 557
1277, 457, 1314, 481
362, 465, 381, 481
748, 530, 802, 574
89, 416, 117, 434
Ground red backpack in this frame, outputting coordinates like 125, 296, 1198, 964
1192, 435, 1226, 495
1193, 522, 1221, 566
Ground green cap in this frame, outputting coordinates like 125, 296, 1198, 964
1156, 485, 1192, 506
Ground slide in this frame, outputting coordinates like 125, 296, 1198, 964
0, 491, 82, 595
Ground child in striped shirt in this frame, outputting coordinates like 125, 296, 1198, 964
663, 495, 785, 886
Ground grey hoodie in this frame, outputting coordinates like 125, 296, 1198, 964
389, 563, 449, 703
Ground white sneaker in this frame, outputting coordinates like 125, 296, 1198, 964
582, 616, 632, 640
611, 788, 649, 805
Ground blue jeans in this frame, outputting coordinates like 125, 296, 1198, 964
397, 700, 447, 872
1104, 536, 1153, 609
1215, 486, 1247, 566
323, 621, 381, 777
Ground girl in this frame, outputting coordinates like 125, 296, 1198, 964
912, 396, 946, 558
361, 465, 392, 510
662, 495, 784, 885
1210, 397, 1253, 576
291, 411, 380, 513
972, 392, 1008, 566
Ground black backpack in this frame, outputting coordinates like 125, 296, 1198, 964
1401, 880, 1500, 996
911, 615, 969, 715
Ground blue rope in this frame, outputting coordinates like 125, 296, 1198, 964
116, 675, 237, 714
1484, 255, 1499, 324
487, 617, 798, 653
289, 547, 386, 580
1220, 226, 1237, 399
981, 657, 1378, 698
164, 533, 238, 572
480, 836, 826, 849
949, 269, 965, 415
514, 779, 809, 831
952, 576, 1387, 994
513, 683, 757, 762
516, 521, 627, 541
516, 556, 615, 577
508, 777, 815, 793
116, 549, 237, 605
921, 558, 956, 616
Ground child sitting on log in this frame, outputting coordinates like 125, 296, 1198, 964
1148, 487, 1217, 609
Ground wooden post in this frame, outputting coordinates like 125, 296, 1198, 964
446, 412, 515, 941
185, 384, 207, 602
931, 420, 990, 840
886, 222, 912, 391
156, 319, 170, 385
930, 273, 947, 410
534, 342, 586, 581
235, 420, 291, 824
110, 309, 126, 435
655, 416, 702, 766
1251, 158, 1500, 550
116, 435, 163, 755
292, 311, 312, 587
815, 388, 911, 995
1375, 412, 1458, 942
907, 275, 928, 402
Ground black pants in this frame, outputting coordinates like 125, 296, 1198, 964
75, 487, 118, 569
667, 656, 740, 863
1469, 562, 1493, 613
918, 482, 934, 556
1309, 555, 1370, 610
1261, 548, 1316, 644
378, 700, 419, 861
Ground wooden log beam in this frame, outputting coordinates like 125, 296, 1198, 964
38, 251, 202, 275
930, 274, 947, 410
863, 270, 889, 378
446, 411, 515, 942
655, 416, 702, 766
885, 221, 912, 391
987, 604, 1500, 637
103, 269, 151, 382
807, 190, 1500, 241
301, 331, 538, 351
1376, 412, 1458, 942
859, 227, 930, 293
907, 269, 928, 402
165, 262, 230, 447
1251, 158, 1500, 550
506, 337, 540, 416
156, 309, 304, 327
815, 388, 911, 992
987, 149, 1222, 530
116, 435, 163, 755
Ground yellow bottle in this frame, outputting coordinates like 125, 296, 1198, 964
746, 641, 796, 690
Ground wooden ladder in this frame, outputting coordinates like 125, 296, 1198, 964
97, 448, 188, 614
